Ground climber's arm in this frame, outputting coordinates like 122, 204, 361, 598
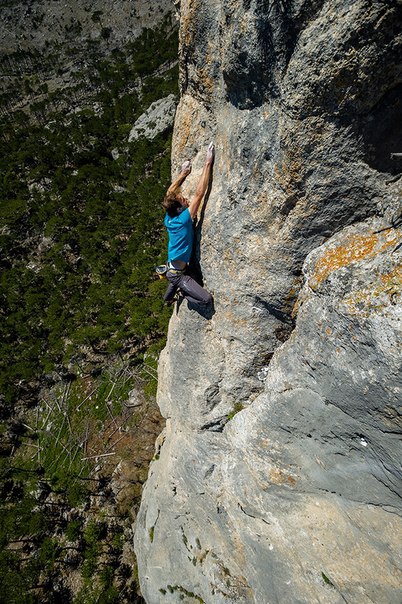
189, 144, 215, 219
167, 161, 192, 196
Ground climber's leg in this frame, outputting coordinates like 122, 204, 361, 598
177, 274, 212, 305
163, 281, 179, 303
166, 270, 212, 306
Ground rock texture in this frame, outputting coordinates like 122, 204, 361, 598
134, 1, 402, 602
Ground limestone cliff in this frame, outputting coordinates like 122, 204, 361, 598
134, 1, 402, 602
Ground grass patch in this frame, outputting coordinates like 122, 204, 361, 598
227, 402, 244, 421
321, 572, 335, 587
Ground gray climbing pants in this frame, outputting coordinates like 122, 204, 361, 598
164, 270, 212, 306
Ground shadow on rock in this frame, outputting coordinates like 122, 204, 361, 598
186, 299, 215, 320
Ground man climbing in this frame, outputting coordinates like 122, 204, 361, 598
162, 142, 215, 306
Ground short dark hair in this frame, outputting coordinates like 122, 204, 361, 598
162, 192, 181, 217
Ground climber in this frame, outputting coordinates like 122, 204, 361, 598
162, 142, 215, 306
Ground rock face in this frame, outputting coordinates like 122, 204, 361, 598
134, 1, 402, 602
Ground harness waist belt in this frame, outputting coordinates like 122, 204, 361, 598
167, 262, 186, 275
167, 267, 185, 275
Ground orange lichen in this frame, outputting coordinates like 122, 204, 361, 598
274, 155, 303, 198
380, 265, 402, 287
309, 230, 402, 290
340, 260, 401, 317
198, 66, 215, 95
269, 467, 297, 487
180, 0, 201, 47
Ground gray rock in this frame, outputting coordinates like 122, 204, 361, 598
128, 94, 177, 142
134, 1, 402, 602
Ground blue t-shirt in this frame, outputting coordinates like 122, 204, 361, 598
164, 208, 193, 263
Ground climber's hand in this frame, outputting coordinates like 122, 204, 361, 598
206, 142, 215, 164
181, 160, 192, 175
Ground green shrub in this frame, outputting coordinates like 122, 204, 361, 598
66, 518, 84, 542
227, 403, 245, 420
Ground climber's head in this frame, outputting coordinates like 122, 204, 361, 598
163, 191, 189, 217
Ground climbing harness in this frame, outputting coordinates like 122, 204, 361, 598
166, 262, 186, 275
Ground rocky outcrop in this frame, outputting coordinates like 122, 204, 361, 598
128, 94, 177, 142
134, 1, 402, 602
